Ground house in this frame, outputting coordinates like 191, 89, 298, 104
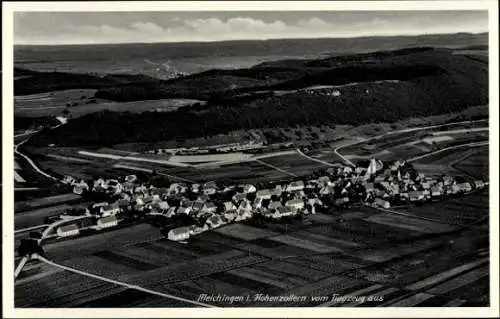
450, 184, 460, 194
334, 197, 350, 206
400, 192, 409, 200
243, 184, 257, 194
286, 181, 304, 192
203, 187, 217, 195
285, 199, 304, 211
223, 210, 237, 222
270, 185, 283, 197
364, 183, 375, 193
203, 181, 217, 190
107, 179, 122, 193
100, 204, 120, 217
421, 182, 432, 190
201, 202, 217, 214
125, 174, 138, 183
168, 226, 191, 241
232, 193, 247, 205
157, 201, 170, 211
56, 224, 79, 237
235, 208, 252, 221
431, 186, 443, 197
191, 201, 204, 213
457, 182, 473, 193
169, 183, 187, 195
93, 178, 107, 189
256, 189, 272, 200
206, 215, 224, 228
238, 200, 253, 213
474, 180, 486, 189
177, 207, 192, 215
132, 185, 146, 194
319, 185, 334, 195
165, 206, 177, 218
62, 175, 76, 185
191, 183, 201, 193
97, 215, 118, 229
73, 181, 89, 195
409, 191, 425, 201
223, 201, 236, 212
268, 201, 283, 211
373, 198, 391, 209
318, 176, 331, 185
275, 206, 296, 218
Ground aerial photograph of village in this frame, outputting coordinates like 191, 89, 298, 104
10, 7, 493, 310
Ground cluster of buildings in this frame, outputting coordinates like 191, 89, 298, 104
56, 157, 487, 242
148, 141, 265, 156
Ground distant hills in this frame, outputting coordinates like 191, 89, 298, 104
27, 45, 488, 147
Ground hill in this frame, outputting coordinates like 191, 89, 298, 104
27, 46, 488, 147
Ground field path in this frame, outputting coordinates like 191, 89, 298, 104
295, 148, 341, 167
407, 141, 489, 163
334, 119, 489, 166
34, 254, 216, 308
255, 159, 297, 177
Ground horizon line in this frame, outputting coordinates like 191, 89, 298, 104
14, 31, 488, 47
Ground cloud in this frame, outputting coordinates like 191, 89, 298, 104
14, 15, 489, 45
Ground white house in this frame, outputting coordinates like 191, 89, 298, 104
474, 180, 485, 189
285, 199, 304, 211
97, 215, 118, 229
286, 181, 304, 192
223, 201, 236, 212
201, 202, 217, 214
256, 189, 272, 200
275, 206, 296, 218
100, 204, 120, 217
177, 207, 192, 215
373, 198, 391, 209
268, 201, 283, 211
168, 226, 191, 241
56, 224, 80, 237
243, 184, 257, 194
206, 215, 224, 228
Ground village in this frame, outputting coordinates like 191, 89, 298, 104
45, 157, 488, 243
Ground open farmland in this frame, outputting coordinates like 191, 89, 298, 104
16, 191, 490, 307
15, 89, 201, 118
411, 145, 488, 180
14, 193, 81, 212
394, 192, 489, 226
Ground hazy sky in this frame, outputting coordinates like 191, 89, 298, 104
14, 11, 488, 45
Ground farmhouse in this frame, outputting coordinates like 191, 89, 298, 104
243, 184, 257, 194
474, 180, 486, 189
206, 215, 225, 228
223, 201, 236, 212
201, 202, 217, 214
168, 226, 191, 241
373, 198, 391, 209
409, 191, 425, 202
97, 216, 118, 229
285, 199, 305, 211
100, 204, 120, 217
56, 224, 80, 237
286, 181, 305, 192
256, 189, 272, 200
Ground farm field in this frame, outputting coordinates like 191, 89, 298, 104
15, 89, 201, 118
338, 122, 488, 164
14, 193, 81, 212
411, 145, 489, 180
15, 201, 91, 230
16, 195, 490, 307
394, 192, 489, 226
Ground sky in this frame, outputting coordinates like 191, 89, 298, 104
14, 11, 489, 45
